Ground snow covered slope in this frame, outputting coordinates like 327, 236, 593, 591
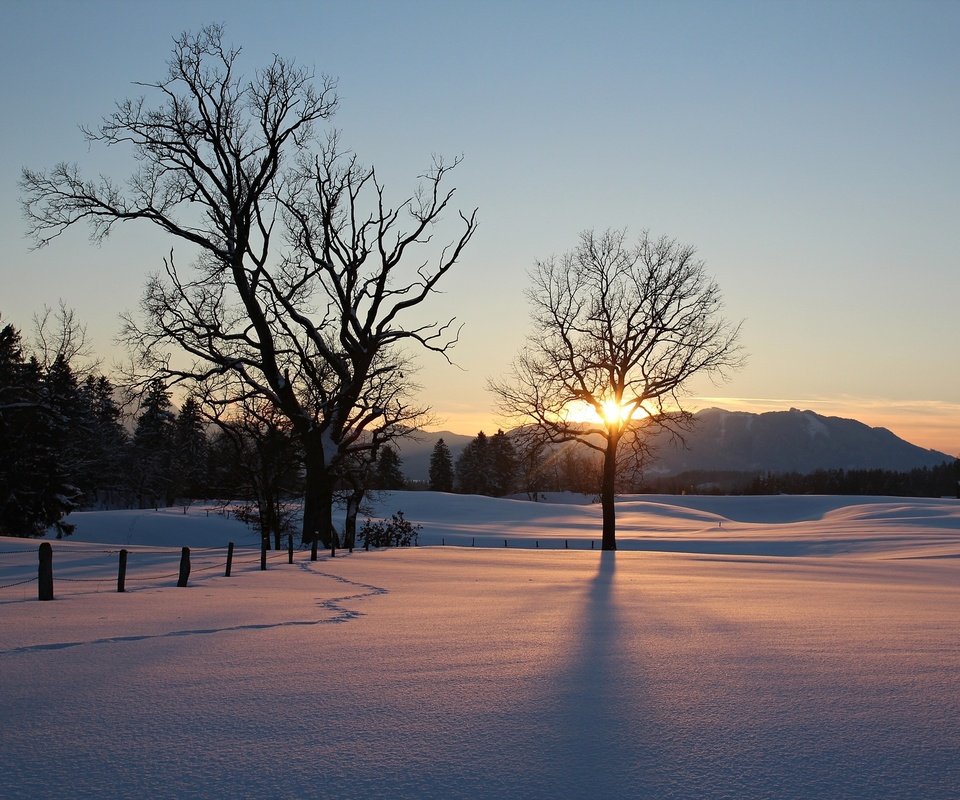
2, 493, 958, 799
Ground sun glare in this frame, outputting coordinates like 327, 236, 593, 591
563, 399, 646, 427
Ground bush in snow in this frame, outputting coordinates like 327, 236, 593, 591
360, 511, 421, 549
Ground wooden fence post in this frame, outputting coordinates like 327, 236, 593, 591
288, 534, 294, 564
177, 546, 191, 587
38, 542, 53, 601
311, 538, 318, 561
225, 542, 234, 577
118, 549, 128, 593
260, 538, 267, 571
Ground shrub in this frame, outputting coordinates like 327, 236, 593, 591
360, 511, 421, 549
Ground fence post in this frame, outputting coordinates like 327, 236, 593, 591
260, 538, 267, 571
311, 538, 318, 561
288, 534, 294, 564
118, 549, 128, 593
504, 539, 508, 548
591, 540, 594, 550
565, 539, 569, 549
225, 542, 234, 577
38, 542, 53, 601
177, 546, 191, 587
472, 537, 475, 547
536, 540, 539, 549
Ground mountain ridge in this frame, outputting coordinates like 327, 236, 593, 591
395, 408, 954, 482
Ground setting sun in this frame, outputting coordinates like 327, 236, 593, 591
562, 399, 647, 427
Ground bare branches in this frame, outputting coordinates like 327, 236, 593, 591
492, 228, 743, 548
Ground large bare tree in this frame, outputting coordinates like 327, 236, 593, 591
21, 25, 476, 547
491, 229, 743, 550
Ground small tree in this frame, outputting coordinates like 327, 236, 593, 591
455, 431, 490, 495
428, 438, 454, 492
129, 379, 176, 507
488, 429, 518, 496
172, 396, 209, 500
372, 445, 405, 490
491, 229, 743, 550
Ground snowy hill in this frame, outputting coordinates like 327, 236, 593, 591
3, 492, 960, 798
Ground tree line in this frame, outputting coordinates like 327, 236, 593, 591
1, 313, 425, 544
638, 463, 960, 498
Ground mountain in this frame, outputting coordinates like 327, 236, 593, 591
645, 407, 954, 476
396, 409, 954, 483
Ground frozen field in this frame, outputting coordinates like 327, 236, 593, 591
2, 492, 959, 799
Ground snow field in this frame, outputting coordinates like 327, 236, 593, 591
1, 493, 959, 798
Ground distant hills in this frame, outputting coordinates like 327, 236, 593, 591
395, 408, 955, 482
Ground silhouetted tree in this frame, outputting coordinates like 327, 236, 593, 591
129, 379, 176, 507
456, 431, 491, 495
429, 438, 454, 492
23, 25, 476, 549
372, 446, 405, 490
488, 429, 518, 496
491, 229, 743, 549
0, 322, 78, 535
171, 396, 209, 500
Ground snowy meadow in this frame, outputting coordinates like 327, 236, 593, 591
2, 492, 959, 799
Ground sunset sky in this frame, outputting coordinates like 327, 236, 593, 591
2, 1, 958, 454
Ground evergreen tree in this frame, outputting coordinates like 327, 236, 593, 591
428, 438, 454, 492
129, 379, 176, 507
488, 429, 518, 496
0, 324, 77, 535
172, 396, 209, 499
455, 431, 491, 494
78, 375, 128, 502
373, 445, 406, 490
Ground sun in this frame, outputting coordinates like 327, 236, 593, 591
600, 399, 632, 425
562, 398, 647, 427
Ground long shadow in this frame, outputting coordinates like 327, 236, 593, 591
519, 551, 667, 799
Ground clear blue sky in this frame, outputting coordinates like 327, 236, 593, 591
2, 0, 958, 453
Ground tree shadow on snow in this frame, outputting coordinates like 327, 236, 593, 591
517, 551, 668, 799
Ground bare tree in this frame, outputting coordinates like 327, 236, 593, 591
21, 25, 476, 547
32, 302, 96, 373
491, 229, 744, 550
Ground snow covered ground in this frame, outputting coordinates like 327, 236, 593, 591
2, 492, 959, 799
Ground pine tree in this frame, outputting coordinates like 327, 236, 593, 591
80, 375, 128, 502
129, 379, 176, 507
0, 324, 77, 535
172, 396, 209, 500
373, 445, 406, 490
455, 431, 491, 495
428, 438, 454, 492
488, 429, 518, 496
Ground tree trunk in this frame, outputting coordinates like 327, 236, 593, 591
600, 434, 618, 551
301, 450, 337, 548
343, 487, 364, 550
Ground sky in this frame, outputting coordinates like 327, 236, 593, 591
2, 0, 958, 454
